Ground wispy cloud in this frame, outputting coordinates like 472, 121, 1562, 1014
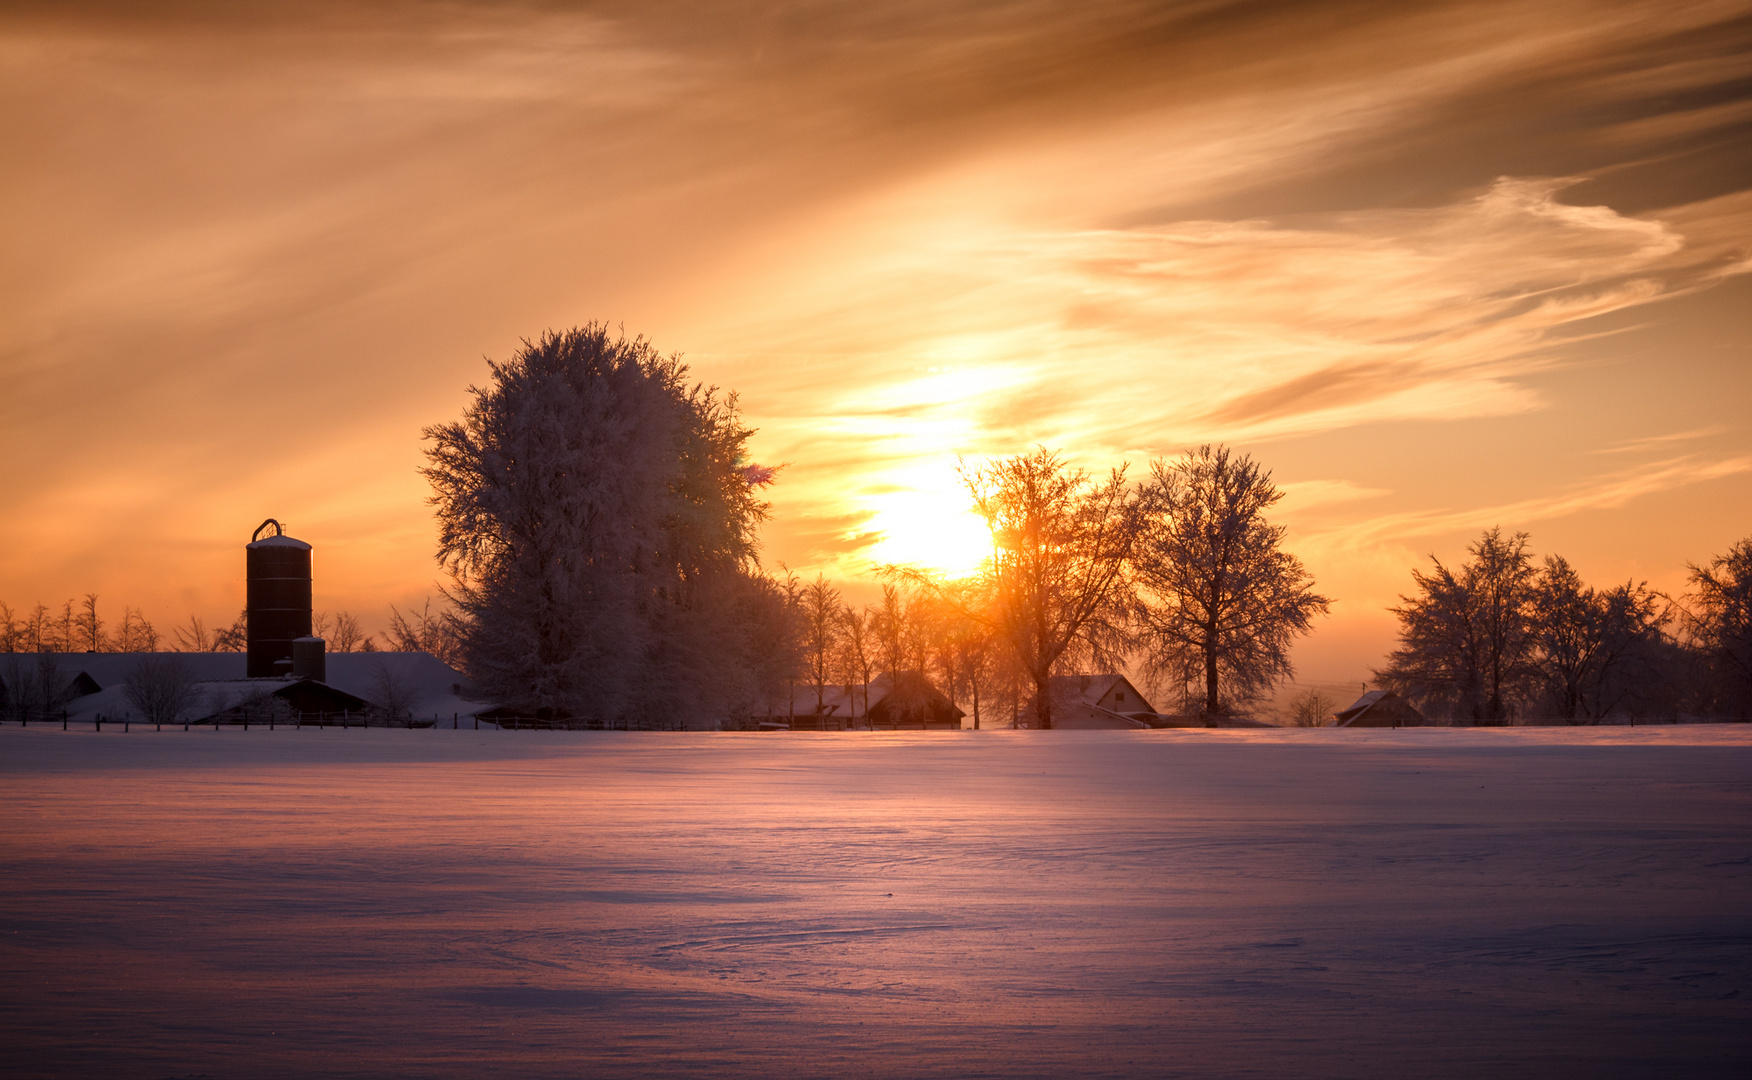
1592, 425, 1732, 454
0, 0, 1748, 653
1317, 454, 1752, 549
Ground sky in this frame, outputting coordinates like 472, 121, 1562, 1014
2, 0, 1749, 684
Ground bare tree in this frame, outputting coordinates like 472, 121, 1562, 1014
77, 594, 104, 652
873, 583, 908, 681
1, 653, 71, 722
1133, 445, 1330, 720
1378, 528, 1538, 723
368, 659, 419, 723
838, 603, 876, 722
122, 654, 199, 725
48, 600, 75, 654
329, 611, 368, 652
798, 575, 842, 716
962, 447, 1139, 729
173, 615, 211, 652
22, 604, 51, 653
937, 578, 997, 729
0, 601, 19, 652
1685, 537, 1752, 718
212, 610, 248, 652
388, 599, 462, 666
112, 607, 158, 652
1288, 689, 1336, 727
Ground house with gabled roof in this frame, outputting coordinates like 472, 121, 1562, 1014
0, 650, 488, 726
800, 671, 966, 730
1332, 689, 1425, 728
1038, 674, 1157, 729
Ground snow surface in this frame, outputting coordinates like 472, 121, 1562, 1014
2, 726, 1749, 1079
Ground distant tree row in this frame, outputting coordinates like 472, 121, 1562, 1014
0, 593, 458, 664
713, 444, 1329, 729
420, 327, 1331, 727
1377, 529, 1752, 723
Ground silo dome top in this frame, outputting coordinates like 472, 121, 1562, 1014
248, 518, 312, 549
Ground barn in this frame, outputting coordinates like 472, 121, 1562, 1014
1332, 689, 1426, 728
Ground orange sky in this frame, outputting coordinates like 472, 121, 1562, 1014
2, 0, 1749, 684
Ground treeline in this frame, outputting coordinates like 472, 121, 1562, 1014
0, 595, 460, 665
419, 325, 1331, 727
748, 443, 1333, 728
1377, 529, 1752, 724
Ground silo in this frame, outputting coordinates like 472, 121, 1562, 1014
246, 519, 313, 678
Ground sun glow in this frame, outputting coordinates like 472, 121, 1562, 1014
860, 467, 993, 580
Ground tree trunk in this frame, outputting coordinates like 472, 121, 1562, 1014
1033, 669, 1053, 729
1205, 634, 1220, 721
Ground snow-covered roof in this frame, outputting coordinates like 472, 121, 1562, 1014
2, 650, 494, 720
1332, 690, 1423, 727
1338, 690, 1389, 717
1049, 674, 1124, 706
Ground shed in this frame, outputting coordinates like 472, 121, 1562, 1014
1333, 690, 1425, 728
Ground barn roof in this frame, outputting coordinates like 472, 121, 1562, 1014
0, 650, 490, 720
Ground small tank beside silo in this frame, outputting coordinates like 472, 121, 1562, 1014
246, 519, 314, 678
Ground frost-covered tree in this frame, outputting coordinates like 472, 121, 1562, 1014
838, 603, 876, 719
1133, 445, 1329, 719
799, 575, 842, 715
1529, 556, 1671, 722
387, 600, 462, 667
1378, 528, 1538, 723
122, 654, 198, 725
422, 325, 770, 723
1686, 537, 1752, 718
962, 447, 1139, 729
1288, 688, 1337, 727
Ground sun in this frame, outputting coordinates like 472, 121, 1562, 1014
862, 475, 992, 580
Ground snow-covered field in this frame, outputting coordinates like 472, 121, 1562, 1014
3, 725, 1749, 1079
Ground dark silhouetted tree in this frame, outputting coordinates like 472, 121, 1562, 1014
122, 654, 198, 725
1529, 556, 1671, 722
1133, 445, 1329, 719
1378, 528, 1538, 723
1686, 537, 1752, 718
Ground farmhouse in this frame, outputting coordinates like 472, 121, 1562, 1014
800, 671, 967, 730
1040, 674, 1158, 729
1332, 689, 1425, 727
0, 650, 485, 726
